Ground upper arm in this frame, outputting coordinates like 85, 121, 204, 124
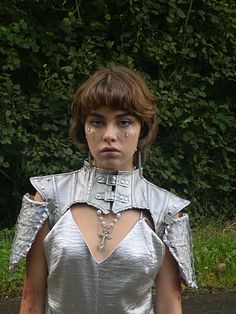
155, 212, 182, 313
34, 192, 44, 202
155, 246, 182, 314
26, 192, 49, 282
20, 192, 50, 313
25, 192, 50, 280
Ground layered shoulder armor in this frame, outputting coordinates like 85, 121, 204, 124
163, 213, 197, 288
9, 162, 197, 288
9, 194, 50, 272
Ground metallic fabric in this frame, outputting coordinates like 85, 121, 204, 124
9, 161, 197, 291
29, 161, 190, 232
44, 210, 164, 314
163, 214, 197, 288
9, 194, 49, 272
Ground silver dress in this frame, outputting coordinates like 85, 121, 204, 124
10, 161, 197, 313
44, 210, 164, 313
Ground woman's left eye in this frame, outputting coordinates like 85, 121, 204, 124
119, 120, 131, 127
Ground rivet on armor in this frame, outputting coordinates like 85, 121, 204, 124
96, 176, 103, 183
164, 212, 174, 225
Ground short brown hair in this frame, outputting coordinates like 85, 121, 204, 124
70, 65, 158, 160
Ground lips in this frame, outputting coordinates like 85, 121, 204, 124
100, 147, 120, 153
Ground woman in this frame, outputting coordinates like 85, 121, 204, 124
10, 66, 197, 314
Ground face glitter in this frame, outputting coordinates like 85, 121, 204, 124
84, 107, 141, 171
86, 122, 136, 139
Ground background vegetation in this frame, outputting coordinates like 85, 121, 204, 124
0, 0, 235, 228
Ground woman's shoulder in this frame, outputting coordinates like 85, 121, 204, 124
29, 167, 84, 201
30, 167, 83, 182
140, 176, 190, 216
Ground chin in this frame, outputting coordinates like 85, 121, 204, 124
94, 156, 134, 171
99, 163, 120, 171
98, 162, 133, 172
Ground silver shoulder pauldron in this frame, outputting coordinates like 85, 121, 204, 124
9, 194, 49, 272
163, 213, 197, 288
9, 161, 197, 288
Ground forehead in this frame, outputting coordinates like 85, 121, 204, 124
87, 107, 132, 117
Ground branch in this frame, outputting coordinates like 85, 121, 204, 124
0, 168, 16, 185
183, 0, 194, 49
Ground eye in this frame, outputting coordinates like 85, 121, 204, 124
118, 119, 132, 128
89, 119, 103, 128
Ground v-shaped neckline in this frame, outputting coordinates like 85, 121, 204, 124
67, 209, 145, 264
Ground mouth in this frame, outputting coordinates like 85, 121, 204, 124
100, 147, 120, 153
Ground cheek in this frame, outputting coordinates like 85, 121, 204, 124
119, 123, 141, 142
125, 132, 140, 152
86, 134, 96, 150
91, 134, 97, 140
85, 125, 97, 143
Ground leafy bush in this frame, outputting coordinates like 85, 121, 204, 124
0, 0, 235, 226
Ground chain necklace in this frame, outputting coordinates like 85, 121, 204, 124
97, 210, 122, 250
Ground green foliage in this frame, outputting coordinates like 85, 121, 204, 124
193, 219, 236, 291
0, 0, 235, 226
0, 228, 25, 297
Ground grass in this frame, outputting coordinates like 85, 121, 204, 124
0, 219, 236, 297
192, 218, 236, 292
0, 228, 25, 298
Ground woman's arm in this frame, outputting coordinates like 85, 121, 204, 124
155, 246, 182, 314
20, 192, 50, 314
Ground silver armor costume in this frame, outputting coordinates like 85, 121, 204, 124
10, 161, 197, 313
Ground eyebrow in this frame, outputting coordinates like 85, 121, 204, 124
88, 112, 133, 119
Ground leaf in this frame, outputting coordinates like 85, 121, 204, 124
176, 8, 186, 18
105, 14, 111, 21
186, 25, 194, 33
30, 42, 40, 53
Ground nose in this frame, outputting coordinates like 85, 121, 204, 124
102, 124, 117, 143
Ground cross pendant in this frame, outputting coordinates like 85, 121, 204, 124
98, 225, 112, 250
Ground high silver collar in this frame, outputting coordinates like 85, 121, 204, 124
81, 161, 144, 214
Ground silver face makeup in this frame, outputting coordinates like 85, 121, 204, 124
85, 107, 141, 171
87, 121, 136, 139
